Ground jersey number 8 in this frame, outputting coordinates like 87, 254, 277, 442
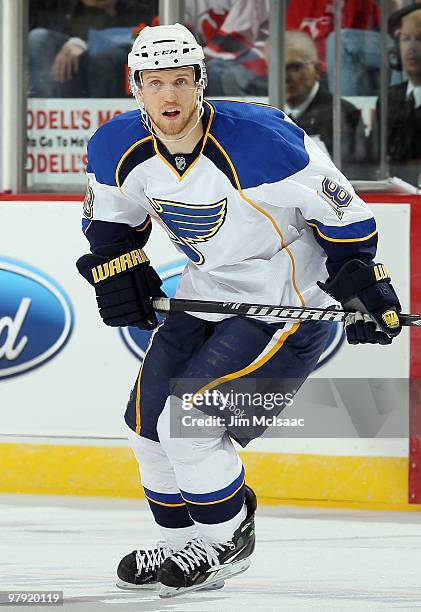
322, 177, 353, 208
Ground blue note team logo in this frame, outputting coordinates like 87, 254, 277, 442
119, 260, 345, 368
0, 258, 74, 379
149, 198, 227, 265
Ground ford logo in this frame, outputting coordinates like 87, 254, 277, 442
0, 258, 74, 379
120, 261, 345, 367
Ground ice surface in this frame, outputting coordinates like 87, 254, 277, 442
1, 495, 421, 611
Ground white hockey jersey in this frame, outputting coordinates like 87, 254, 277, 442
83, 99, 377, 321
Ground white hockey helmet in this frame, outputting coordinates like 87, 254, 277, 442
128, 23, 208, 93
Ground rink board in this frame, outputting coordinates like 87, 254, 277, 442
0, 194, 420, 508
0, 442, 412, 510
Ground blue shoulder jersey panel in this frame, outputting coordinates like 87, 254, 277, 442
206, 100, 310, 189
306, 217, 377, 241
86, 110, 151, 187
307, 217, 378, 277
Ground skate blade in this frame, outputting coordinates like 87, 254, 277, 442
201, 580, 225, 591
116, 579, 158, 591
115, 578, 224, 592
159, 558, 250, 599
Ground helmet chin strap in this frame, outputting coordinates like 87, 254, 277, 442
135, 88, 204, 144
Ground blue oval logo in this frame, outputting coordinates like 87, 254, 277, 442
120, 261, 345, 367
0, 258, 74, 379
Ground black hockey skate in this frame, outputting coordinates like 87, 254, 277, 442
157, 485, 257, 598
116, 542, 171, 590
116, 541, 225, 592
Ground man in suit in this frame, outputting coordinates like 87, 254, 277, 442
380, 6, 421, 185
284, 30, 367, 179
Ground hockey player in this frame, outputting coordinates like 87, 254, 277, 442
76, 24, 402, 598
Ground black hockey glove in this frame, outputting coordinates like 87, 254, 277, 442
317, 260, 402, 345
76, 242, 165, 330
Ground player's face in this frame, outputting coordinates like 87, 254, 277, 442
400, 11, 421, 84
284, 47, 320, 107
138, 67, 200, 137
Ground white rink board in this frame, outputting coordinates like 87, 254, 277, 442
0, 200, 179, 439
0, 201, 410, 458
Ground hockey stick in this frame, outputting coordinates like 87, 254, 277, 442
153, 297, 421, 327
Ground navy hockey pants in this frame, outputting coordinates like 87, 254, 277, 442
124, 311, 330, 536
125, 311, 331, 447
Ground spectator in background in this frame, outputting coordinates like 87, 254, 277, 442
199, 0, 386, 98
286, 0, 383, 96
28, 0, 157, 97
370, 4, 421, 186
184, 0, 232, 46
201, 0, 269, 97
284, 31, 366, 177
286, 0, 380, 63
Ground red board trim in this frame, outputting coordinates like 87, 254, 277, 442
0, 193, 83, 201
409, 200, 421, 502
363, 192, 421, 503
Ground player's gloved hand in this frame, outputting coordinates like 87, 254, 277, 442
317, 259, 402, 345
343, 312, 392, 345
76, 242, 165, 330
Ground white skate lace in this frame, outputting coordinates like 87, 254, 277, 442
135, 541, 171, 576
169, 538, 228, 575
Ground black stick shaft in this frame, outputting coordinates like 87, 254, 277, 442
153, 298, 421, 327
